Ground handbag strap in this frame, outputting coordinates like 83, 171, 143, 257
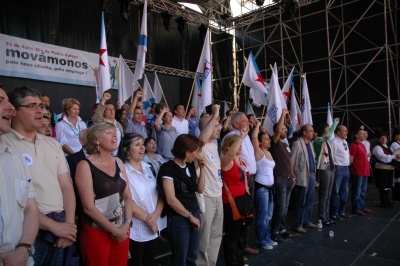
223, 159, 250, 196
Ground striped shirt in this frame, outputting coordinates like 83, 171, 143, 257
0, 141, 36, 253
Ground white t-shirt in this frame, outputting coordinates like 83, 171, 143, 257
171, 116, 189, 136
201, 142, 223, 197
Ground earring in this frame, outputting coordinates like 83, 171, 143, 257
96, 144, 100, 154
127, 154, 130, 160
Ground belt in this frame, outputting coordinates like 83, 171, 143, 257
309, 170, 315, 173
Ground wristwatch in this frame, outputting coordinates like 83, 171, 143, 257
16, 243, 35, 256
124, 218, 133, 227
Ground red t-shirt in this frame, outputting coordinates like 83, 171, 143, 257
349, 141, 370, 176
222, 161, 248, 204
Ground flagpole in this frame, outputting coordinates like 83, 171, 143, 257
162, 93, 169, 108
186, 78, 196, 115
236, 83, 243, 108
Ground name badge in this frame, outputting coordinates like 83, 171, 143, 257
22, 153, 34, 167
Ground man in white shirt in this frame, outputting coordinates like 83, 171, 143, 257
221, 112, 258, 255
171, 104, 189, 136
0, 87, 39, 266
329, 125, 351, 220
197, 104, 223, 266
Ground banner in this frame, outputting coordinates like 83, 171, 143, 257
0, 33, 118, 88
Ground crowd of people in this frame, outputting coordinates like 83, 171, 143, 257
1, 85, 400, 266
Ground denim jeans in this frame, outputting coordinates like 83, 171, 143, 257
271, 177, 293, 234
330, 165, 350, 216
318, 169, 335, 221
33, 237, 65, 266
255, 187, 274, 246
294, 173, 316, 228
351, 175, 368, 211
167, 211, 201, 266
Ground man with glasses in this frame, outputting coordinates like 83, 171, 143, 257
0, 86, 39, 266
329, 125, 352, 220
2, 87, 77, 265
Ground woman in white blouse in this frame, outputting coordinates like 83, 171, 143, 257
55, 98, 87, 179
118, 133, 166, 266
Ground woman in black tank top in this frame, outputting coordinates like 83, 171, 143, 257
75, 122, 134, 265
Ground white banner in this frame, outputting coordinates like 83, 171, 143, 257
0, 33, 119, 89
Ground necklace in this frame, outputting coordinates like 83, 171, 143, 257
68, 123, 81, 136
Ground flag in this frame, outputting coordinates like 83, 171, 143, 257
289, 83, 301, 133
223, 100, 230, 116
142, 74, 155, 115
193, 28, 212, 117
153, 71, 164, 103
241, 51, 268, 95
118, 55, 135, 104
98, 12, 111, 101
281, 67, 295, 103
192, 74, 205, 119
263, 65, 286, 134
249, 88, 268, 107
300, 74, 313, 126
132, 0, 148, 83
327, 103, 335, 140
246, 100, 256, 117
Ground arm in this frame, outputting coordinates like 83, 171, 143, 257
129, 90, 143, 113
199, 104, 220, 147
163, 178, 200, 229
154, 107, 169, 131
55, 122, 75, 155
93, 92, 111, 123
196, 156, 206, 193
251, 121, 264, 161
326, 118, 340, 140
372, 145, 397, 163
273, 108, 288, 142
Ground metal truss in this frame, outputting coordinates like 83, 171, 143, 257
232, 0, 399, 133
129, 0, 232, 31
125, 59, 196, 78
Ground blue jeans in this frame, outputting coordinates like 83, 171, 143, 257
330, 166, 350, 216
167, 212, 201, 266
271, 177, 293, 234
33, 237, 65, 266
255, 186, 274, 246
294, 173, 316, 228
351, 175, 368, 211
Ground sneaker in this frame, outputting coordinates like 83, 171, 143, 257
295, 227, 307, 234
339, 213, 352, 218
331, 215, 343, 221
280, 231, 293, 238
271, 233, 283, 242
362, 208, 373, 213
354, 210, 365, 216
268, 241, 278, 246
259, 244, 273, 250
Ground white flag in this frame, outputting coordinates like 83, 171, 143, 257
153, 71, 164, 103
263, 66, 286, 134
300, 74, 313, 126
327, 103, 335, 140
241, 51, 268, 95
290, 84, 301, 132
192, 75, 205, 119
142, 74, 155, 115
249, 87, 268, 107
118, 55, 136, 104
194, 28, 212, 116
223, 100, 230, 116
132, 0, 147, 83
98, 12, 111, 101
282, 67, 295, 103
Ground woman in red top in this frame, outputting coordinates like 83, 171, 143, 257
221, 129, 250, 266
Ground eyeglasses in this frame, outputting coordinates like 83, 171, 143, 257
17, 103, 45, 111
343, 143, 348, 150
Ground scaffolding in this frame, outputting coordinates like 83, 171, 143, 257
230, 0, 399, 133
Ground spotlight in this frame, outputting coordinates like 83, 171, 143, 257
161, 12, 171, 31
256, 0, 265, 6
176, 17, 186, 36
